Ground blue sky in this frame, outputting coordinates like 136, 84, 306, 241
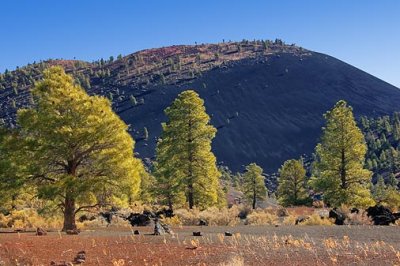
1, 0, 399, 87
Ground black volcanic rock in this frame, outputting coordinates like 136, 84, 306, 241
117, 53, 400, 172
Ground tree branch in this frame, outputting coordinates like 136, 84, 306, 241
74, 203, 102, 214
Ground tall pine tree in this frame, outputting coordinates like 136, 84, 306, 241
310, 100, 374, 207
242, 163, 266, 209
277, 159, 309, 206
155, 90, 221, 209
17, 67, 143, 230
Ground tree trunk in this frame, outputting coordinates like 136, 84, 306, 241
340, 149, 347, 189
188, 184, 194, 209
62, 192, 77, 231
252, 176, 256, 209
168, 195, 173, 211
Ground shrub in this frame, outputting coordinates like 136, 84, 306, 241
246, 210, 278, 225
199, 206, 240, 226
171, 206, 240, 226
282, 215, 297, 225
174, 208, 200, 226
276, 207, 289, 217
1, 209, 63, 229
300, 214, 333, 226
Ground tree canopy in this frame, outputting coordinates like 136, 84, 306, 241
242, 163, 266, 209
154, 90, 221, 209
17, 66, 143, 230
277, 159, 309, 206
310, 100, 374, 207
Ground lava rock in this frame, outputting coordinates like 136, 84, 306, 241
125, 213, 152, 227
295, 216, 309, 225
72, 251, 86, 264
198, 219, 208, 226
225, 231, 233, 236
66, 229, 80, 235
36, 227, 47, 236
329, 208, 346, 225
366, 205, 400, 225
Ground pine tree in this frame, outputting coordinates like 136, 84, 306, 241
242, 163, 266, 209
388, 173, 399, 188
310, 100, 374, 207
143, 127, 149, 140
373, 176, 400, 209
0, 127, 27, 209
154, 90, 220, 209
130, 95, 137, 106
277, 159, 309, 206
372, 176, 386, 204
17, 67, 143, 230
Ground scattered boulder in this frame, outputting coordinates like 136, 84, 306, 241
161, 223, 172, 234
366, 205, 400, 225
329, 208, 346, 225
238, 208, 251, 220
198, 219, 208, 226
134, 230, 140, 235
225, 231, 233, 236
276, 208, 289, 217
153, 219, 165, 235
66, 229, 80, 235
156, 208, 174, 218
125, 213, 152, 227
72, 251, 86, 264
193, 232, 202, 236
153, 218, 172, 235
99, 212, 114, 225
36, 227, 47, 236
295, 216, 309, 225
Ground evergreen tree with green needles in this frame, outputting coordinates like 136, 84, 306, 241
154, 90, 221, 209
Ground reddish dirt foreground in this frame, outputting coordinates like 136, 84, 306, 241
1, 225, 400, 265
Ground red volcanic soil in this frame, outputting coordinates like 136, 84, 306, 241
1, 225, 399, 265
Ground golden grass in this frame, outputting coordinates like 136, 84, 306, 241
246, 210, 278, 225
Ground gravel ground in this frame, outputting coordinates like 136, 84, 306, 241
0, 225, 399, 265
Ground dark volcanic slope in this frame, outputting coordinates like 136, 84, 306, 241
118, 52, 400, 172
1, 41, 400, 172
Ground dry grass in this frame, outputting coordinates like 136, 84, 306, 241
166, 206, 240, 226
246, 210, 278, 225
300, 214, 333, 226
0, 209, 63, 230
1, 226, 400, 265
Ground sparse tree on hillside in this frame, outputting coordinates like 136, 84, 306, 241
17, 67, 143, 231
154, 90, 221, 209
372, 176, 400, 209
372, 176, 386, 204
310, 100, 374, 208
242, 163, 266, 209
277, 159, 309, 206
143, 127, 149, 140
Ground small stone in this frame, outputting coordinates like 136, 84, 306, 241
224, 231, 232, 236
36, 227, 47, 236
66, 228, 80, 235
193, 232, 202, 236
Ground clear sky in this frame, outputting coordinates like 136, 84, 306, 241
1, 0, 399, 87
